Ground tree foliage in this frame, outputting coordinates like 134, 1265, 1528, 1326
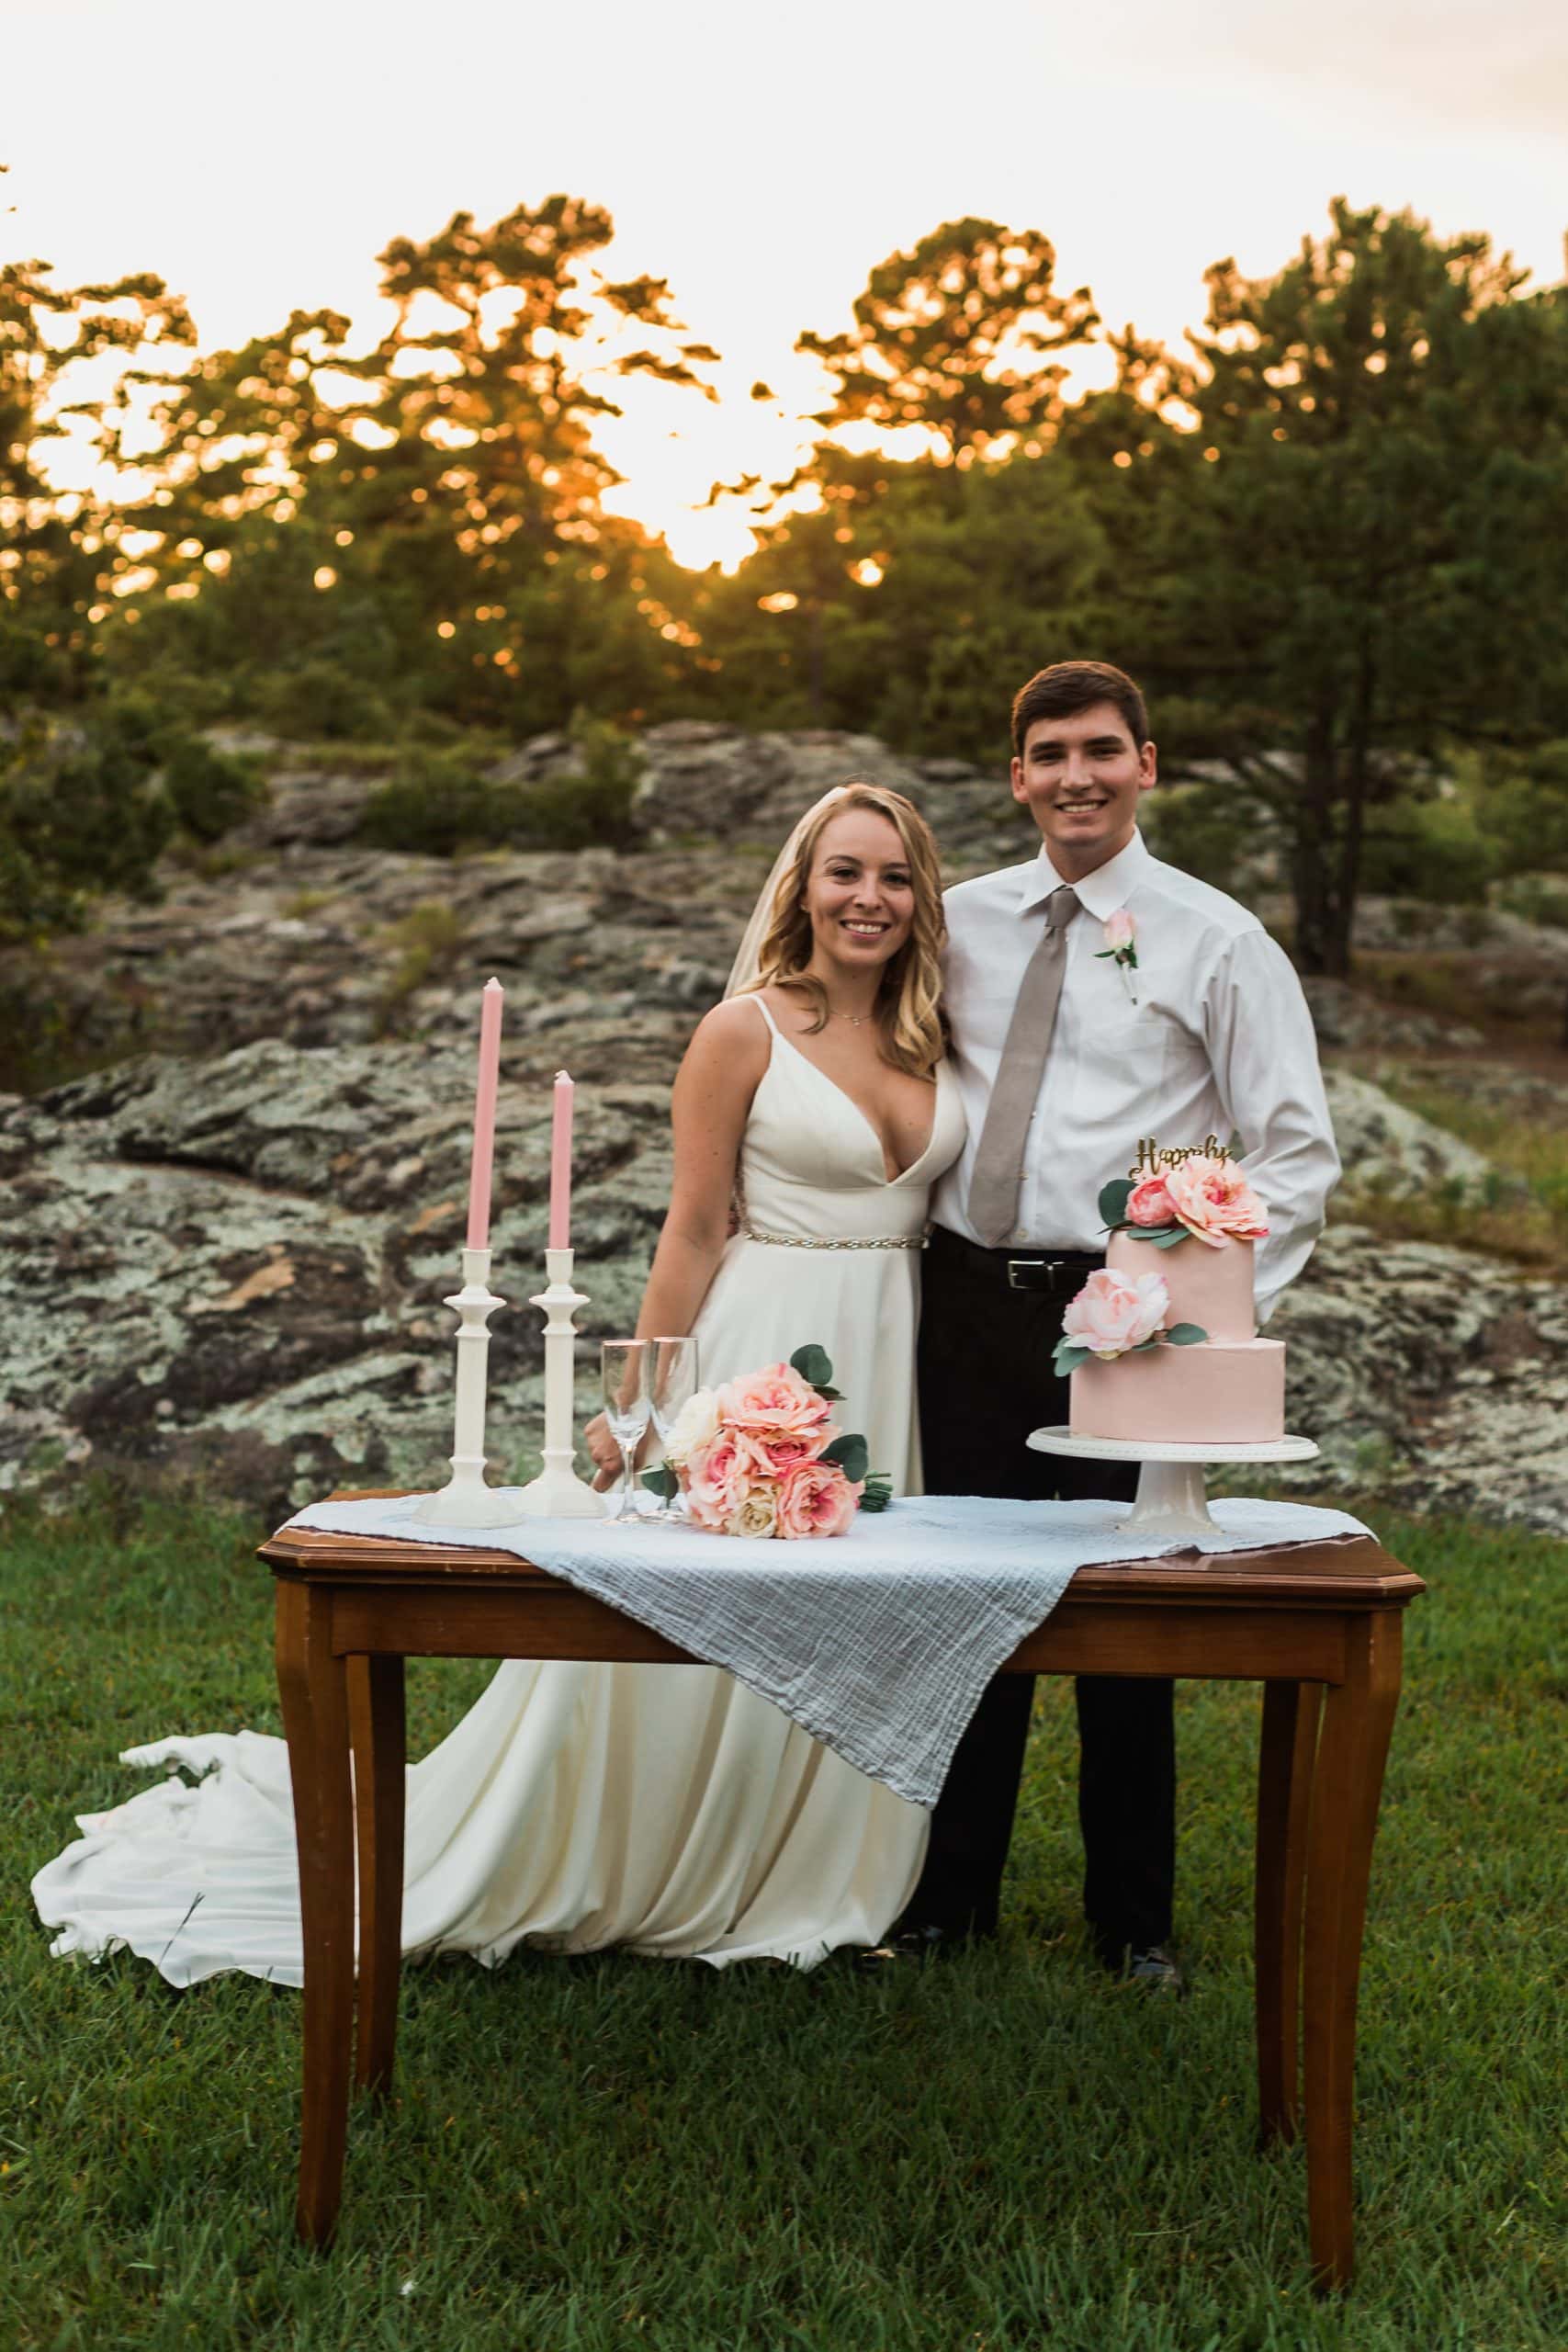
1081, 200, 1568, 972
798, 218, 1096, 458
6, 187, 1568, 972
1, 247, 194, 699
94, 198, 718, 736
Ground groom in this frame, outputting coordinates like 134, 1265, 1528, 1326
901, 660, 1339, 1984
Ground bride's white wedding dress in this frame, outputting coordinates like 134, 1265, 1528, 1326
34, 999, 965, 1980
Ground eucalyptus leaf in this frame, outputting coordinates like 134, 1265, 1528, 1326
789, 1343, 834, 1390
639, 1464, 680, 1500
1149, 1226, 1190, 1249
1166, 1322, 1209, 1345
1052, 1343, 1091, 1377
1098, 1178, 1134, 1228
821, 1432, 870, 1483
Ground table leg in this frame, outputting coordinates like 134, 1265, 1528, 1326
1302, 1613, 1403, 2291
276, 1578, 355, 2248
348, 1655, 405, 2098
1255, 1679, 1322, 2147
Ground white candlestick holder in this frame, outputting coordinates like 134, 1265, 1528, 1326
412, 1245, 525, 1528
513, 1246, 604, 1520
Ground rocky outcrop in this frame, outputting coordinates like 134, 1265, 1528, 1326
1321, 1072, 1513, 1204
1273, 1227, 1568, 1532
4, 724, 1565, 1533
1298, 978, 1483, 1055
4, 1030, 1563, 1531
0, 725, 1021, 1075
0, 1038, 675, 1517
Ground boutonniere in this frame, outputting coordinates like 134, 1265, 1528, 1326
1094, 910, 1139, 1003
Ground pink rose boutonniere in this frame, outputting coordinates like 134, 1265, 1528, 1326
1095, 908, 1138, 1003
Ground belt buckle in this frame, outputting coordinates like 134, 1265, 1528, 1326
1007, 1255, 1066, 1289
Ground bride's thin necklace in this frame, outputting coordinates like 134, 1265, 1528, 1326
827, 1001, 874, 1026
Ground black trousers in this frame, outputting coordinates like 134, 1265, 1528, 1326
905, 1226, 1177, 1958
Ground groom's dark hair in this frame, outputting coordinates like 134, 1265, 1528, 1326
1011, 661, 1150, 755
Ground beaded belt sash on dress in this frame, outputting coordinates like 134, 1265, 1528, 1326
740, 1224, 930, 1251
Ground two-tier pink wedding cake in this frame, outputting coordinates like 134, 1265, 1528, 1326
1055, 1148, 1285, 1445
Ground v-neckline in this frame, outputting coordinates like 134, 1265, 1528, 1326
770, 1031, 939, 1184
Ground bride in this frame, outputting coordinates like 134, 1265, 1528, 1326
34, 783, 965, 1979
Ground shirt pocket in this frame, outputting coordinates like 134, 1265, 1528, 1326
1064, 972, 1179, 1091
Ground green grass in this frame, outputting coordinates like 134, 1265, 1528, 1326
4, 1492, 1565, 2350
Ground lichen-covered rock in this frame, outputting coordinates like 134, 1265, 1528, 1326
3, 1027, 1562, 1531
1323, 1071, 1512, 1204
1271, 1227, 1568, 1532
1301, 978, 1483, 1054
0, 1038, 670, 1521
3, 724, 1564, 1535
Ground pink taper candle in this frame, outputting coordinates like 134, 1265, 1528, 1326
465, 978, 504, 1250
548, 1069, 573, 1250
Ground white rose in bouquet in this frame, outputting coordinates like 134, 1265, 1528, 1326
663, 1385, 721, 1470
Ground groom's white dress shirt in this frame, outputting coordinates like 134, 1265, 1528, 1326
931, 829, 1339, 1317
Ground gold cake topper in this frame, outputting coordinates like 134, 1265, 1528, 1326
1127, 1135, 1235, 1179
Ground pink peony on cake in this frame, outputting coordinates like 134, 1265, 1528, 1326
1056, 1151, 1285, 1444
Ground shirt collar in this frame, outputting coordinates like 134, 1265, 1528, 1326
1018, 828, 1150, 922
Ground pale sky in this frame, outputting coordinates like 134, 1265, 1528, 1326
6, 0, 1565, 565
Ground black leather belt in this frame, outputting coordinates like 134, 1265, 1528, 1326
927, 1226, 1104, 1293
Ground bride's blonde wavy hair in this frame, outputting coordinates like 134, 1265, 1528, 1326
738, 783, 947, 1078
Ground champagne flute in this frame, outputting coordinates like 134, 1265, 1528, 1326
600, 1341, 650, 1525
647, 1337, 698, 1521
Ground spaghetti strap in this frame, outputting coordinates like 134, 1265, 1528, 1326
746, 992, 782, 1039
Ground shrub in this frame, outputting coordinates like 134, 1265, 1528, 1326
357, 752, 502, 856
1359, 793, 1498, 905
0, 712, 173, 939
1495, 874, 1568, 932
161, 736, 268, 843
355, 719, 642, 858
522, 716, 642, 852
375, 899, 468, 1031
252, 660, 396, 742
1141, 778, 1274, 899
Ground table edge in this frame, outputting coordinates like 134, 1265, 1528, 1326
257, 1521, 1426, 1608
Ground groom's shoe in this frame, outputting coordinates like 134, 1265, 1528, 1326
1091, 1926, 1185, 1991
860, 1928, 968, 1966
1117, 1943, 1186, 1995
855, 1923, 962, 1970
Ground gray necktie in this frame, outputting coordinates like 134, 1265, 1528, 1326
967, 884, 1081, 1248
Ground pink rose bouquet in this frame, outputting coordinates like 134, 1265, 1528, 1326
645, 1343, 890, 1537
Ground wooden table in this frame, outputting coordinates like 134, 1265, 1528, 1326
258, 1515, 1424, 2288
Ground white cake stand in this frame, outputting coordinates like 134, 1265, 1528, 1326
1026, 1427, 1320, 1539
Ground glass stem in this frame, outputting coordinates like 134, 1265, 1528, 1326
612, 1435, 640, 1522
